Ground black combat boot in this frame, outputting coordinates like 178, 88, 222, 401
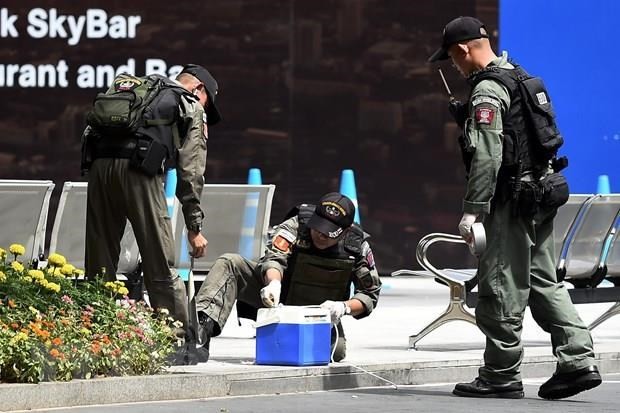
538, 365, 602, 400
194, 312, 216, 363
453, 377, 524, 399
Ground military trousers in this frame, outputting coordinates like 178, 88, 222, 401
475, 199, 595, 384
85, 158, 189, 337
195, 253, 347, 361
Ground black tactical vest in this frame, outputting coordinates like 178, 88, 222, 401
467, 63, 563, 181
281, 204, 366, 305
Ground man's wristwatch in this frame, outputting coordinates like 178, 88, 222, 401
188, 224, 202, 233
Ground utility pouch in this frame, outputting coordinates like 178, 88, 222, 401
516, 181, 542, 217
87, 92, 138, 133
540, 172, 569, 209
129, 138, 167, 176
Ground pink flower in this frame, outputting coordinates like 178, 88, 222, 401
61, 295, 73, 304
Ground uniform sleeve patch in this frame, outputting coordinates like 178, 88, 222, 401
273, 236, 291, 252
275, 228, 296, 243
361, 241, 375, 268
366, 249, 375, 269
471, 96, 500, 108
475, 107, 495, 125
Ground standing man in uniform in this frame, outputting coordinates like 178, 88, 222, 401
82, 64, 221, 362
428, 17, 600, 399
193, 192, 382, 363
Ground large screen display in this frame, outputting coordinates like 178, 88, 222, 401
500, 0, 620, 193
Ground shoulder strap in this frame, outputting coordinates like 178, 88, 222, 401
343, 223, 366, 255
469, 65, 527, 100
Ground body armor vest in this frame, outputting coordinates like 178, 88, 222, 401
281, 205, 365, 306
466, 63, 563, 181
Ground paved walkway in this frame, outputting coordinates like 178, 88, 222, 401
3, 276, 620, 411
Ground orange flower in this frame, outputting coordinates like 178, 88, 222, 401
101, 335, 111, 345
111, 348, 122, 357
49, 349, 61, 359
8, 299, 16, 308
60, 318, 70, 326
52, 337, 63, 346
91, 342, 102, 354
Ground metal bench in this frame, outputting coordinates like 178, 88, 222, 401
170, 183, 276, 330
48, 181, 141, 278
393, 194, 596, 349
0, 179, 54, 265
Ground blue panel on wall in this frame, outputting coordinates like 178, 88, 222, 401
499, 0, 620, 193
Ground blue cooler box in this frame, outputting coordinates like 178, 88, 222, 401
255, 306, 331, 366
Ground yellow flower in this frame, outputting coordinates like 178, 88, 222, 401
9, 244, 26, 256
80, 328, 90, 336
10, 331, 29, 344
28, 269, 45, 280
114, 280, 126, 287
60, 264, 75, 276
10, 261, 24, 273
45, 282, 61, 293
22, 276, 32, 283
117, 287, 129, 296
47, 267, 64, 278
0, 247, 6, 260
0, 271, 5, 282
47, 253, 67, 267
104, 282, 118, 292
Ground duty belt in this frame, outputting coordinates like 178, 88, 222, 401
93, 139, 136, 159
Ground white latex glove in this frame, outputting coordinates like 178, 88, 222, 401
320, 300, 347, 325
260, 280, 281, 308
458, 213, 478, 243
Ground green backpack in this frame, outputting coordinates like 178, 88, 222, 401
86, 73, 168, 135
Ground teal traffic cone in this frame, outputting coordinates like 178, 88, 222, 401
239, 168, 262, 258
164, 168, 177, 218
597, 174, 611, 194
339, 169, 361, 224
165, 168, 190, 280
248, 168, 263, 185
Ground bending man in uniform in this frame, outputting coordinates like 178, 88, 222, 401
194, 192, 382, 362
82, 64, 221, 363
429, 17, 600, 399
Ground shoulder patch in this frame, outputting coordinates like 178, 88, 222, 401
361, 241, 375, 269
471, 96, 500, 108
475, 106, 496, 125
273, 236, 291, 252
275, 228, 296, 243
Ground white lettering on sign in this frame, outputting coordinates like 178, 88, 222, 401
76, 59, 136, 89
0, 60, 68, 87
0, 8, 19, 38
27, 8, 142, 46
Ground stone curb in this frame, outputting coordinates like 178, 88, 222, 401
2, 351, 619, 411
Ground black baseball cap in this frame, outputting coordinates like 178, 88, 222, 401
307, 192, 355, 239
180, 64, 222, 125
428, 16, 489, 62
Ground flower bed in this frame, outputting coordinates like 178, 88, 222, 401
0, 244, 178, 383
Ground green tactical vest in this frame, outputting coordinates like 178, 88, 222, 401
281, 205, 365, 306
